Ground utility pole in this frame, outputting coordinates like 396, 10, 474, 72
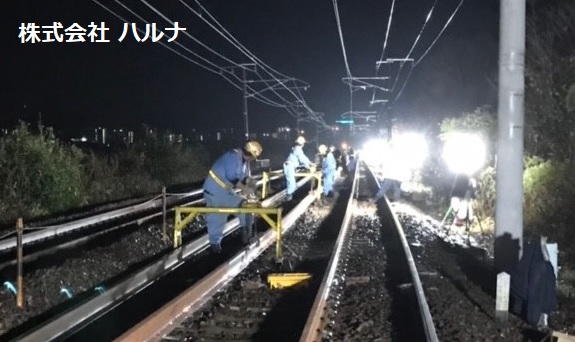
224, 63, 309, 140
495, 0, 525, 273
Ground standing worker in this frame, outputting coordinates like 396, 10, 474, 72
283, 136, 313, 201
322, 145, 337, 200
202, 140, 263, 253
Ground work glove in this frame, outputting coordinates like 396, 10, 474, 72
238, 177, 257, 197
245, 177, 257, 192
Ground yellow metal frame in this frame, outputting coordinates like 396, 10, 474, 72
294, 169, 323, 199
262, 169, 323, 200
173, 206, 284, 261
267, 273, 312, 289
261, 172, 270, 199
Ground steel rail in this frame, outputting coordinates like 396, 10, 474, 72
298, 156, 361, 341
0, 173, 285, 253
11, 176, 307, 342
365, 162, 439, 342
0, 191, 200, 253
0, 197, 203, 271
115, 191, 317, 342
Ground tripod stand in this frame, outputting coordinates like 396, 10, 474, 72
440, 174, 484, 244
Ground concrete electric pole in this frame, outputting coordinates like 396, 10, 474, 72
495, 0, 525, 273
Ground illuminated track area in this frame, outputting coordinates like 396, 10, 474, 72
108, 163, 436, 342
3, 163, 444, 342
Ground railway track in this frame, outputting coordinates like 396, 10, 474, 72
2, 174, 306, 341
41, 161, 436, 342
5, 160, 568, 341
0, 172, 286, 270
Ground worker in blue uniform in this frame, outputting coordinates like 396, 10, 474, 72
283, 136, 313, 201
202, 140, 263, 253
322, 144, 337, 199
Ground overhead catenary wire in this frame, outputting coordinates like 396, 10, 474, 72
371, 0, 397, 104
332, 0, 356, 121
92, 0, 219, 74
91, 0, 293, 109
391, 0, 466, 103
414, 0, 466, 67
377, 0, 397, 67
186, 0, 296, 83
183, 0, 328, 127
388, 0, 438, 96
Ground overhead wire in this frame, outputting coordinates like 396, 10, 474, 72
371, 0, 396, 104
332, 0, 355, 121
139, 0, 244, 69
183, 0, 327, 127
187, 0, 295, 82
176, 0, 322, 125
92, 0, 220, 74
332, 0, 353, 79
92, 0, 291, 109
388, 0, 438, 97
414, 0, 465, 67
377, 0, 397, 67
391, 0, 466, 103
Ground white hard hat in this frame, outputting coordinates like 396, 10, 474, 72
318, 144, 327, 154
295, 136, 306, 145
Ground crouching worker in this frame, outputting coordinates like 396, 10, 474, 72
450, 175, 477, 227
202, 140, 263, 253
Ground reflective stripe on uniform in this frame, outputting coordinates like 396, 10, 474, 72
209, 170, 232, 191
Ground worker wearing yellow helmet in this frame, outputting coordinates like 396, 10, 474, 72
283, 136, 313, 201
203, 140, 263, 253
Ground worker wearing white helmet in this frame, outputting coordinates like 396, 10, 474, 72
322, 143, 337, 199
283, 136, 313, 201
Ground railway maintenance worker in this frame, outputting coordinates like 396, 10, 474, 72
202, 140, 263, 253
322, 144, 337, 200
283, 136, 314, 201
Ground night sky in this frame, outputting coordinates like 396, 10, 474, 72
0, 0, 499, 137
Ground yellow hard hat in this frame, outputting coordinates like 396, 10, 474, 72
243, 140, 263, 158
295, 136, 306, 145
318, 144, 327, 154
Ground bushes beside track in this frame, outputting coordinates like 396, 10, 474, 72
523, 158, 575, 254
0, 123, 210, 225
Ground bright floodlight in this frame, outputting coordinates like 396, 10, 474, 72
391, 132, 428, 169
362, 138, 390, 165
443, 133, 486, 175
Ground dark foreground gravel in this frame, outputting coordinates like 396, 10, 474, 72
322, 213, 394, 342
0, 218, 205, 338
162, 198, 346, 341
393, 201, 575, 341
